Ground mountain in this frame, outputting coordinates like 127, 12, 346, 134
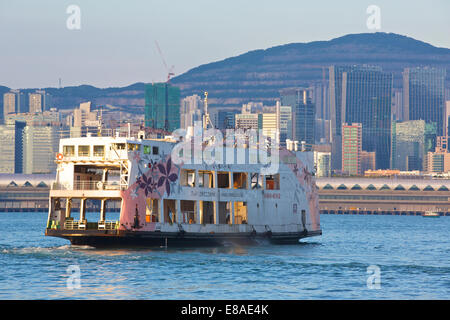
171, 32, 450, 106
2, 32, 449, 110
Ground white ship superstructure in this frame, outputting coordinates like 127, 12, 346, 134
45, 130, 321, 246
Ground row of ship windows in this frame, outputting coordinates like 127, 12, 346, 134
179, 169, 281, 190
321, 183, 450, 191
62, 143, 159, 157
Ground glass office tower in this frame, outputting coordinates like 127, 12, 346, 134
329, 65, 393, 170
145, 83, 181, 132
280, 88, 315, 149
403, 67, 446, 136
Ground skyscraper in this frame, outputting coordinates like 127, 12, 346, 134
180, 94, 204, 129
22, 125, 64, 174
342, 123, 362, 175
145, 83, 180, 132
329, 65, 393, 170
0, 121, 26, 173
403, 67, 446, 135
280, 88, 315, 150
3, 90, 26, 118
28, 93, 43, 113
391, 120, 436, 171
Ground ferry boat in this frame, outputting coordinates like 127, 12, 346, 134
45, 128, 322, 247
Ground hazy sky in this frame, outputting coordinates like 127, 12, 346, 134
1, 0, 449, 89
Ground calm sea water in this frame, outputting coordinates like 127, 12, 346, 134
0, 212, 449, 300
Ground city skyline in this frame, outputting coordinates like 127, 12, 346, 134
1, 0, 450, 89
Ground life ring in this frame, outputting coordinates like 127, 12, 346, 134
56, 153, 63, 160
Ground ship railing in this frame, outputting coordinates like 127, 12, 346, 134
98, 220, 119, 230
52, 181, 122, 191
64, 219, 86, 230
64, 219, 119, 230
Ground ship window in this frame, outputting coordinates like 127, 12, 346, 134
78, 145, 90, 157
143, 145, 151, 154
438, 185, 449, 191
63, 145, 75, 156
409, 185, 420, 191
394, 185, 405, 190
251, 173, 263, 189
113, 143, 126, 150
198, 171, 214, 188
180, 169, 195, 187
366, 184, 376, 190
163, 199, 177, 224
337, 184, 347, 190
217, 172, 230, 188
379, 184, 390, 190
93, 145, 104, 157
265, 174, 280, 190
423, 185, 434, 191
351, 184, 362, 190
233, 172, 247, 189
234, 201, 248, 224
146, 198, 159, 223
128, 143, 140, 151
152, 146, 159, 155
323, 184, 334, 190
180, 200, 196, 224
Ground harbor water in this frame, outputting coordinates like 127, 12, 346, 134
0, 212, 449, 299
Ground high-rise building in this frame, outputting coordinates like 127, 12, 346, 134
180, 94, 204, 129
314, 151, 331, 177
392, 88, 404, 121
22, 125, 67, 174
330, 65, 392, 170
262, 112, 279, 142
445, 101, 450, 136
3, 90, 27, 118
342, 123, 362, 175
280, 88, 315, 150
361, 151, 376, 174
0, 121, 26, 173
403, 67, 446, 135
279, 105, 292, 145
391, 120, 437, 171
427, 151, 450, 173
145, 83, 180, 132
35, 90, 52, 111
72, 102, 99, 127
28, 93, 43, 113
3, 93, 16, 116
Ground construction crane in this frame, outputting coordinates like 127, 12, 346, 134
154, 40, 175, 83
